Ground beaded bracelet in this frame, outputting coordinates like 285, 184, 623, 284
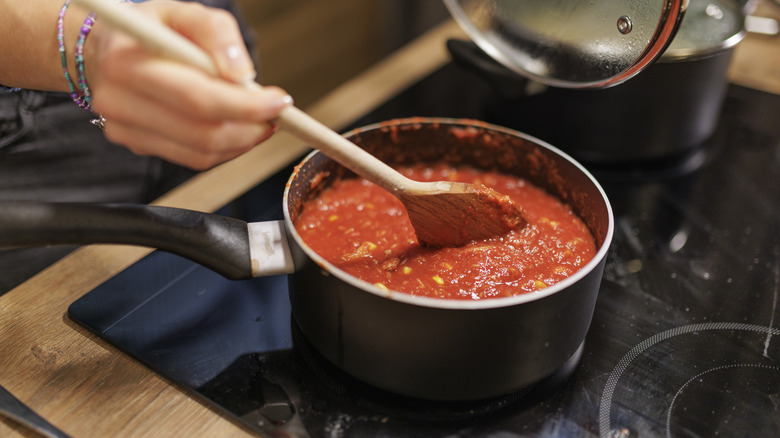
59, 0, 135, 113
58, 0, 90, 110
75, 12, 97, 108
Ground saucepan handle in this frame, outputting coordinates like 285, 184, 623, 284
0, 201, 276, 280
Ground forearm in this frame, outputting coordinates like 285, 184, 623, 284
0, 0, 90, 91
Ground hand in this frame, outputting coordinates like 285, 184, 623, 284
84, 0, 291, 170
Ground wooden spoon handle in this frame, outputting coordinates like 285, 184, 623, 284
74, 0, 217, 74
72, 0, 416, 195
275, 106, 409, 193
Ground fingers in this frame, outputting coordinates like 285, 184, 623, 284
83, 1, 293, 170
91, 50, 287, 170
95, 47, 290, 122
102, 115, 275, 171
155, 1, 256, 84
104, 122, 254, 171
93, 64, 277, 170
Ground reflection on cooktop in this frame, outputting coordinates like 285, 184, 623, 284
68, 63, 780, 437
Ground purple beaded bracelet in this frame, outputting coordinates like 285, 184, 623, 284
75, 12, 97, 108
59, 0, 138, 117
58, 0, 90, 110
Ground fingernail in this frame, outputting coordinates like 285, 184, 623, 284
279, 94, 294, 107
267, 90, 293, 110
274, 94, 294, 112
237, 72, 258, 87
221, 44, 256, 84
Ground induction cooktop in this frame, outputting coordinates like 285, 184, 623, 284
68, 59, 780, 437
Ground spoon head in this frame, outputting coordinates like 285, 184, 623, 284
400, 181, 527, 247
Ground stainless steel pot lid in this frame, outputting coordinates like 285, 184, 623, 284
443, 0, 688, 88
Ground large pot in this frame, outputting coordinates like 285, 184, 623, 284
447, 0, 747, 164
0, 119, 614, 401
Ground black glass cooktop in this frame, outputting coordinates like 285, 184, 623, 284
68, 57, 780, 437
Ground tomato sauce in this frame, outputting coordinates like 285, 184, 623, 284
294, 164, 597, 300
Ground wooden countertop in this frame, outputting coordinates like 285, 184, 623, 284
1, 3, 778, 436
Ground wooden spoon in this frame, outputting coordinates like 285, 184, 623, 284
72, 0, 526, 247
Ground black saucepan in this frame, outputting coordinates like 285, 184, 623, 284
447, 0, 747, 165
0, 118, 613, 400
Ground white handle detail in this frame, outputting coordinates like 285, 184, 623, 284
247, 221, 295, 277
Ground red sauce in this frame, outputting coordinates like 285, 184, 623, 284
295, 165, 597, 300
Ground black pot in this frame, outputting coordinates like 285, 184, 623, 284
492, 49, 736, 164
0, 119, 614, 401
448, 0, 747, 165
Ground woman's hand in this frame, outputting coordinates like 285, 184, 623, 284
84, 0, 291, 170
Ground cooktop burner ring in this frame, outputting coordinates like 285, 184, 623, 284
666, 362, 780, 438
599, 322, 780, 438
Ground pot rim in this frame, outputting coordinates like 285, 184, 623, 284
659, 27, 745, 61
659, 0, 747, 62
283, 118, 614, 310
